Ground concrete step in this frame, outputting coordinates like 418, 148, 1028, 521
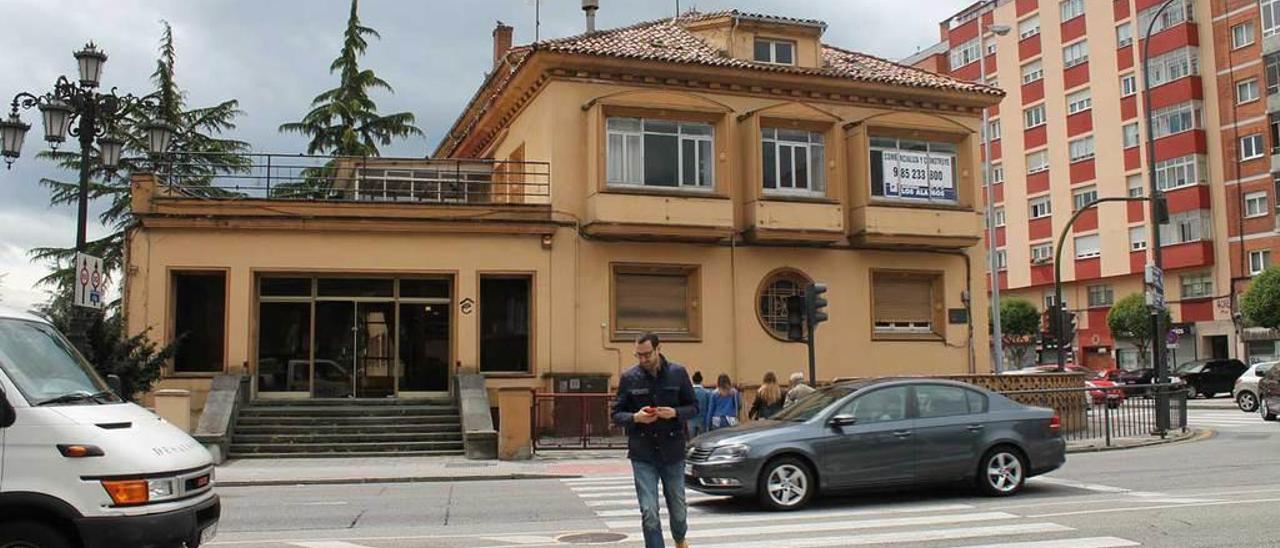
232, 432, 463, 444
234, 423, 460, 435
229, 440, 465, 455
227, 449, 464, 459
238, 405, 458, 417
245, 398, 454, 407
235, 414, 460, 426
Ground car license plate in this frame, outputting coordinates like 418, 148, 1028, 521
684, 463, 693, 476
199, 521, 218, 544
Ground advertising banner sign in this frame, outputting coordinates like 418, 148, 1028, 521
879, 149, 956, 201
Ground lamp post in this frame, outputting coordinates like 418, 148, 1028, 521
1, 42, 174, 355
978, 13, 1012, 372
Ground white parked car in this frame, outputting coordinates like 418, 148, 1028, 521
1234, 361, 1277, 413
0, 307, 219, 547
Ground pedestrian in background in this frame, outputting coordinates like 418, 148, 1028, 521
706, 373, 740, 431
688, 371, 712, 438
749, 371, 786, 420
784, 372, 816, 408
611, 332, 696, 548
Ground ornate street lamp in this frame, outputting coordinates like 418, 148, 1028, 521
74, 43, 108, 88
0, 113, 30, 167
142, 120, 177, 156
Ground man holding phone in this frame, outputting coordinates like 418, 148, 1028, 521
612, 332, 698, 548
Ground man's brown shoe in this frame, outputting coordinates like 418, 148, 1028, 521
675, 541, 690, 548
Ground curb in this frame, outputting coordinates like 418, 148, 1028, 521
215, 472, 580, 488
1065, 428, 1211, 454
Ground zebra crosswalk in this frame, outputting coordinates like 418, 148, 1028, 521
1187, 408, 1277, 432
558, 475, 1142, 547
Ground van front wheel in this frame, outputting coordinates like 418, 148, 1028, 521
0, 520, 72, 548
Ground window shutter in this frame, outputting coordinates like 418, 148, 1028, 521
874, 275, 933, 323
616, 272, 690, 332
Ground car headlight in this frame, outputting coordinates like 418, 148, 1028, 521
705, 443, 750, 464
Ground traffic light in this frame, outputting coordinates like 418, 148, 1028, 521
1063, 309, 1078, 347
785, 295, 805, 342
805, 283, 829, 327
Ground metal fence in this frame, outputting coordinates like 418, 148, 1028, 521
1001, 384, 1188, 447
531, 393, 627, 450
153, 152, 551, 205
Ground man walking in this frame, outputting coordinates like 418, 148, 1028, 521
612, 332, 698, 548
784, 372, 815, 408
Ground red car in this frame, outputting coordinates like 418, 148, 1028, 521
1085, 378, 1126, 408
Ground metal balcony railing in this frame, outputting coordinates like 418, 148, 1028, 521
153, 152, 551, 205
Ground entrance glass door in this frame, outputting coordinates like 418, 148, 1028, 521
313, 301, 396, 398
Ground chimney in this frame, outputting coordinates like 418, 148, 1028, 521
583, 0, 599, 33
493, 21, 514, 69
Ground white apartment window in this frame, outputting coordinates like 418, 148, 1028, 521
754, 38, 796, 65
1150, 101, 1203, 139
1075, 234, 1101, 259
1030, 195, 1052, 218
1067, 89, 1092, 114
1181, 272, 1213, 299
1238, 79, 1261, 104
1032, 242, 1053, 263
1154, 154, 1205, 190
1264, 0, 1280, 38
1027, 150, 1049, 174
1241, 134, 1266, 160
989, 164, 1005, 184
1246, 191, 1270, 218
1063, 40, 1089, 69
1073, 185, 1099, 211
993, 206, 1007, 227
1129, 226, 1148, 251
1123, 123, 1140, 148
607, 117, 714, 188
1138, 0, 1194, 36
1069, 136, 1096, 162
1087, 285, 1114, 307
1233, 21, 1256, 49
1024, 104, 1047, 128
762, 128, 825, 195
1019, 15, 1041, 39
951, 37, 981, 68
1159, 210, 1212, 245
1022, 60, 1044, 84
995, 249, 1008, 270
1250, 249, 1272, 275
1116, 22, 1133, 48
986, 119, 1002, 141
986, 41, 997, 55
1121, 74, 1138, 97
1060, 0, 1085, 22
1145, 47, 1200, 87
1128, 174, 1145, 197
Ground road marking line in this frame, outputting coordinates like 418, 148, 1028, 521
561, 475, 632, 483
1032, 477, 1130, 493
595, 505, 715, 517
570, 485, 641, 492
1027, 496, 1280, 518
584, 494, 725, 506
282, 501, 350, 506
688, 522, 1074, 548
287, 542, 376, 548
950, 536, 1140, 548
603, 502, 977, 528
658, 511, 1020, 540
479, 535, 560, 544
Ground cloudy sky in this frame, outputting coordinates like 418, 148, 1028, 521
0, 0, 970, 310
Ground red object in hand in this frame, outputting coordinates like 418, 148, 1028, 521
642, 406, 656, 414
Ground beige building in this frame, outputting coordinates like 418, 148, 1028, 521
127, 10, 1001, 416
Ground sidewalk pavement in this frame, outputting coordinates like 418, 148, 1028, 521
215, 430, 1207, 487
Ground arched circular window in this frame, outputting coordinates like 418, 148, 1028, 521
757, 269, 812, 340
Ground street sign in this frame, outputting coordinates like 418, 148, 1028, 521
73, 252, 107, 310
1144, 263, 1164, 291
1146, 289, 1166, 311
1166, 329, 1179, 349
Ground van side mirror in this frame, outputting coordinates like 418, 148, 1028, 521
829, 414, 857, 428
106, 374, 122, 397
1, 390, 15, 428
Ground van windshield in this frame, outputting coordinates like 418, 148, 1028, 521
0, 318, 113, 406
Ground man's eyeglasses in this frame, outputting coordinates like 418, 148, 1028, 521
635, 350, 655, 359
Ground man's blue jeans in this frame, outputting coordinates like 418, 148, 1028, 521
631, 458, 688, 548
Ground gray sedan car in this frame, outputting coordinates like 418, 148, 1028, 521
685, 378, 1066, 511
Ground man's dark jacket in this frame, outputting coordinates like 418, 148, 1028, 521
611, 356, 699, 463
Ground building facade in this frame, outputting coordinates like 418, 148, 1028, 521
909, 0, 1280, 369
127, 10, 1000, 412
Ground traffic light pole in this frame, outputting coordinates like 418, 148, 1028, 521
804, 283, 828, 385
807, 322, 817, 389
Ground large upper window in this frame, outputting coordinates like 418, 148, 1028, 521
1159, 210, 1212, 245
1121, 74, 1138, 97
612, 264, 699, 340
951, 38, 981, 68
1251, 249, 1272, 275
1150, 101, 1203, 139
1145, 47, 1200, 87
1181, 272, 1214, 299
1087, 285, 1114, 307
869, 137, 958, 204
606, 117, 713, 189
1030, 195, 1052, 219
1027, 150, 1049, 174
1072, 185, 1098, 210
1232, 21, 1256, 49
1241, 134, 1266, 160
1246, 191, 1270, 218
1154, 154, 1205, 190
1032, 243, 1053, 263
872, 271, 940, 336
1123, 123, 1140, 148
1264, 0, 1280, 37
1267, 54, 1280, 95
1060, 0, 1085, 21
1075, 234, 1101, 259
1022, 60, 1044, 84
1139, 0, 1194, 36
762, 128, 825, 196
1129, 226, 1148, 251
1069, 137, 1095, 163
1066, 89, 1092, 114
754, 38, 796, 65
1019, 15, 1041, 39
1116, 22, 1133, 48
1063, 40, 1089, 69
1024, 104, 1047, 128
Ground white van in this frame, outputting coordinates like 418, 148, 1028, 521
0, 307, 219, 547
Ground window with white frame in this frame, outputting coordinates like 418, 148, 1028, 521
1024, 104, 1047, 128
1121, 73, 1138, 97
1145, 47, 1200, 87
1044, 292, 1065, 308
986, 41, 997, 55
1241, 134, 1266, 160
989, 164, 1005, 185
1123, 123, 1140, 148
1246, 191, 1270, 217
994, 249, 1008, 270
1075, 234, 1101, 259
1027, 150, 1049, 174
1138, 0, 1194, 36
986, 119, 1001, 141
993, 206, 1007, 227
1268, 53, 1280, 95
951, 37, 981, 68
1251, 249, 1272, 275
1181, 272, 1213, 299
1129, 226, 1148, 251
1159, 210, 1212, 245
607, 117, 714, 188
1060, 0, 1085, 22
1067, 89, 1092, 114
1150, 101, 1203, 139
869, 137, 959, 204
1030, 195, 1052, 219
1264, 0, 1280, 38
1032, 242, 1053, 263
1073, 185, 1099, 211
1116, 22, 1133, 48
1022, 60, 1044, 84
1019, 15, 1041, 39
1063, 40, 1089, 69
1233, 21, 1256, 49
1154, 154, 1205, 190
1087, 285, 1114, 307
1238, 79, 1261, 104
761, 128, 826, 195
1128, 174, 1145, 197
754, 38, 796, 65
1069, 136, 1096, 162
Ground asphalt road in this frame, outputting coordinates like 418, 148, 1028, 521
207, 408, 1278, 548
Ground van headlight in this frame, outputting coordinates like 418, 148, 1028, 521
101, 477, 178, 506
705, 443, 750, 464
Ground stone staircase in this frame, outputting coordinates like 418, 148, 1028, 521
229, 398, 465, 459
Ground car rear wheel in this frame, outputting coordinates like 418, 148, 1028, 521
1237, 391, 1259, 413
977, 447, 1027, 497
757, 456, 815, 511
1263, 401, 1278, 422
0, 520, 73, 548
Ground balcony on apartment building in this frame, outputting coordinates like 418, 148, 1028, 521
131, 152, 555, 233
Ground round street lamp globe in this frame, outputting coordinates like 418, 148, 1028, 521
38, 99, 74, 148
74, 42, 108, 89
0, 113, 31, 167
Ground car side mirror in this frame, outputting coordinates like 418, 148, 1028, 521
829, 414, 857, 428
1, 389, 15, 428
106, 374, 123, 397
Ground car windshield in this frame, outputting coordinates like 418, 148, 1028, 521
771, 385, 857, 422
0, 318, 111, 406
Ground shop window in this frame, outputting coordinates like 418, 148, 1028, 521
612, 264, 699, 340
172, 272, 226, 373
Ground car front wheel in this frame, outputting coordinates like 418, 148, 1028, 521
1238, 391, 1259, 413
757, 456, 815, 511
1263, 400, 1279, 422
0, 520, 73, 548
978, 447, 1027, 497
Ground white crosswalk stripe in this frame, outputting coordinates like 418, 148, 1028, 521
1187, 408, 1276, 430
